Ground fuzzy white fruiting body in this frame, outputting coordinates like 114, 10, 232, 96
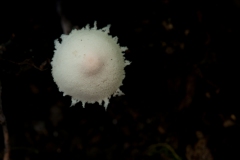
51, 22, 130, 109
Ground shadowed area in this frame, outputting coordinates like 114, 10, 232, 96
1, 0, 240, 160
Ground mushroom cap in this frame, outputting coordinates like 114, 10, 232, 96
51, 22, 130, 109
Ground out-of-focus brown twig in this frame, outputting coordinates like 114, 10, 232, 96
1, 39, 50, 74
0, 57, 50, 72
0, 80, 10, 160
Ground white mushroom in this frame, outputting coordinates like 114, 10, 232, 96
51, 22, 130, 109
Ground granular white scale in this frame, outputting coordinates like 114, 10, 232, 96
51, 22, 130, 109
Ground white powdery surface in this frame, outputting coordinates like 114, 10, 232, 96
51, 22, 130, 109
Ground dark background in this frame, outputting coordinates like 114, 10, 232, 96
1, 0, 240, 159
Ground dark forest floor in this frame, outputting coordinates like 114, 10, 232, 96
1, 0, 240, 160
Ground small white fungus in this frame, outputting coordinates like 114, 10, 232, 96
51, 22, 130, 109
